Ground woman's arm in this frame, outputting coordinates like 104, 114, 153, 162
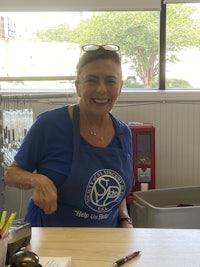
4, 161, 57, 214
118, 199, 133, 228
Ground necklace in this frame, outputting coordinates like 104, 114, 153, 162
90, 131, 97, 136
80, 110, 110, 143
89, 131, 104, 141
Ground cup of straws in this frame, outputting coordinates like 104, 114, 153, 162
0, 211, 16, 267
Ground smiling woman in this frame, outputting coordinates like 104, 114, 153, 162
4, 43, 135, 228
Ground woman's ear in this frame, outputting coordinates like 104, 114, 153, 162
75, 80, 81, 97
119, 80, 123, 94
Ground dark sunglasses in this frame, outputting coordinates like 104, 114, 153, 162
80, 44, 120, 57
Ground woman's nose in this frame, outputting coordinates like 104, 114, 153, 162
96, 81, 107, 92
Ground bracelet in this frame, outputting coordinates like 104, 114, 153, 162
118, 216, 133, 225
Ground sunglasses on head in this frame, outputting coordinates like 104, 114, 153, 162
80, 44, 120, 57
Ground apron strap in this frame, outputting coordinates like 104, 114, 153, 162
72, 105, 80, 151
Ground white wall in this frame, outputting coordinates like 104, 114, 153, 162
113, 91, 200, 188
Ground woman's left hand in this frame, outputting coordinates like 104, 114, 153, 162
119, 220, 134, 228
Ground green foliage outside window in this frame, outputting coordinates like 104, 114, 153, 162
35, 5, 200, 89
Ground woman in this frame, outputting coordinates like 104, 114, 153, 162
4, 44, 134, 227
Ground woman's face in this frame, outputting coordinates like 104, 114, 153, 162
76, 59, 123, 116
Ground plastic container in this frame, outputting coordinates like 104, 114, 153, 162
0, 234, 9, 267
133, 186, 200, 228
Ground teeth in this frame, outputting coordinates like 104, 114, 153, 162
94, 99, 109, 103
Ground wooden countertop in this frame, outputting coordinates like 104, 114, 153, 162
30, 227, 200, 267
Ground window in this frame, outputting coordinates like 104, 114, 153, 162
0, 11, 160, 91
0, 0, 199, 91
165, 3, 200, 89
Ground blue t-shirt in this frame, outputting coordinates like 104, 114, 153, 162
15, 106, 74, 188
15, 106, 132, 188
15, 106, 134, 226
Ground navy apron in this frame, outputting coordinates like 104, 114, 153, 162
38, 105, 134, 227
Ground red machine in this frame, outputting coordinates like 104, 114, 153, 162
127, 122, 156, 204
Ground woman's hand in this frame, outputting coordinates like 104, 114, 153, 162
119, 219, 134, 228
4, 161, 58, 214
32, 174, 58, 214
118, 199, 134, 228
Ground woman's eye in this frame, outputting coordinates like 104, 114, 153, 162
86, 79, 97, 84
107, 80, 117, 84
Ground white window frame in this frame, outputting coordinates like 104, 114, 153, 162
0, 0, 161, 11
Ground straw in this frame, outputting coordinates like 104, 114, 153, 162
0, 211, 16, 239
0, 211, 7, 230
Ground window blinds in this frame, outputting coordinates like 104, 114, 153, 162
0, 0, 161, 11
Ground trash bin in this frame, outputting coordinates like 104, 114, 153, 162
133, 186, 200, 229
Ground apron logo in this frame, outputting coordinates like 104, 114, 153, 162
85, 169, 126, 213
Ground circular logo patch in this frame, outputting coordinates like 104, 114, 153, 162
85, 169, 126, 213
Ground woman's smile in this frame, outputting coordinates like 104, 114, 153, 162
92, 98, 110, 104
